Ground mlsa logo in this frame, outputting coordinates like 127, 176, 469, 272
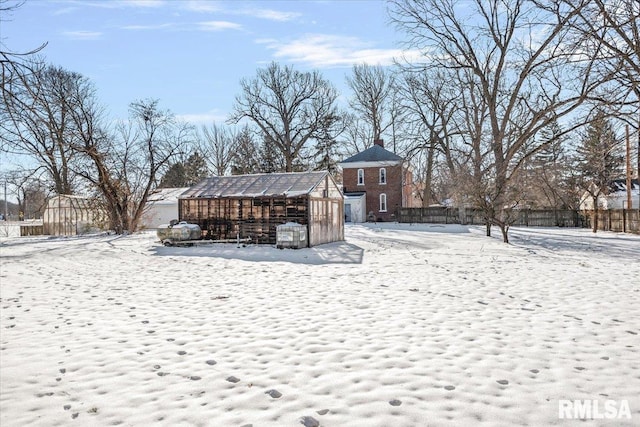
559, 400, 631, 420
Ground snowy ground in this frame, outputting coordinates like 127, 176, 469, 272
0, 223, 638, 427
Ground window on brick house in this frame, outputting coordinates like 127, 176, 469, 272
357, 169, 364, 185
380, 193, 387, 212
379, 168, 387, 184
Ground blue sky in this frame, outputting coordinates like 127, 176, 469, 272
1, 0, 409, 124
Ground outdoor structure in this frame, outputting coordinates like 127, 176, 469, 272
579, 178, 640, 210
343, 192, 366, 223
42, 195, 105, 236
178, 171, 344, 247
340, 139, 419, 222
141, 187, 189, 229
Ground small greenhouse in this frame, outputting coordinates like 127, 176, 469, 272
179, 171, 344, 247
43, 195, 105, 236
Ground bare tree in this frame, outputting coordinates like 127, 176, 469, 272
198, 122, 238, 176
0, 0, 47, 76
398, 69, 459, 207
526, 120, 581, 213
3, 170, 48, 219
229, 62, 341, 172
559, 0, 640, 181
558, 0, 639, 100
390, 0, 612, 242
342, 115, 373, 155
346, 63, 397, 143
70, 95, 190, 233
0, 62, 80, 194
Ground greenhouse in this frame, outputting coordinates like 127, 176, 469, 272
178, 171, 344, 247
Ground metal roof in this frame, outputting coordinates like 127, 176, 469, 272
148, 187, 190, 204
181, 171, 330, 199
610, 178, 639, 192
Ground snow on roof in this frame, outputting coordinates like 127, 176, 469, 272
181, 171, 330, 199
609, 178, 639, 193
147, 187, 190, 204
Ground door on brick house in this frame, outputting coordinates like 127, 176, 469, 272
344, 204, 352, 223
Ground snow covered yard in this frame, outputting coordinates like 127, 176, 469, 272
0, 223, 638, 427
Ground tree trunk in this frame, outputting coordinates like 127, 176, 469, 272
422, 142, 435, 207
499, 223, 509, 243
592, 196, 598, 233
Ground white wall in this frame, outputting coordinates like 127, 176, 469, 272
141, 203, 179, 229
580, 191, 640, 210
344, 195, 366, 223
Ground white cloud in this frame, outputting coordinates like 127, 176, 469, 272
120, 20, 242, 33
181, 2, 299, 22
121, 23, 177, 31
65, 0, 165, 9
61, 31, 103, 40
176, 110, 229, 125
121, 0, 165, 6
258, 34, 411, 68
52, 7, 78, 16
197, 21, 243, 31
182, 0, 222, 13
239, 8, 301, 22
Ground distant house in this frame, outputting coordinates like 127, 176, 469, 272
141, 187, 189, 229
580, 178, 639, 210
43, 195, 105, 236
178, 171, 343, 247
339, 139, 418, 222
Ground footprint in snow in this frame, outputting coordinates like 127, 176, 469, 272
226, 376, 240, 383
497, 379, 509, 385
266, 389, 282, 398
300, 416, 320, 427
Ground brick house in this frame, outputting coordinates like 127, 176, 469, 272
339, 139, 416, 222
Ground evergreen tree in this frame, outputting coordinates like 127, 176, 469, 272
184, 151, 209, 183
530, 120, 578, 210
159, 151, 209, 187
159, 162, 187, 188
312, 114, 342, 175
259, 134, 285, 173
230, 127, 261, 175
576, 111, 624, 231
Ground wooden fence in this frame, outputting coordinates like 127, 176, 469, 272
582, 209, 639, 234
398, 207, 639, 234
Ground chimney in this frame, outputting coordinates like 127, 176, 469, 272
374, 138, 384, 147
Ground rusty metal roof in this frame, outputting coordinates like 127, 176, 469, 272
181, 171, 330, 198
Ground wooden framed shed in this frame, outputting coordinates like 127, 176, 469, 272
178, 171, 344, 247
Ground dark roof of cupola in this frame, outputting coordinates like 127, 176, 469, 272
340, 144, 403, 164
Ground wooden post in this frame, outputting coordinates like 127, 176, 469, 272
626, 124, 633, 210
